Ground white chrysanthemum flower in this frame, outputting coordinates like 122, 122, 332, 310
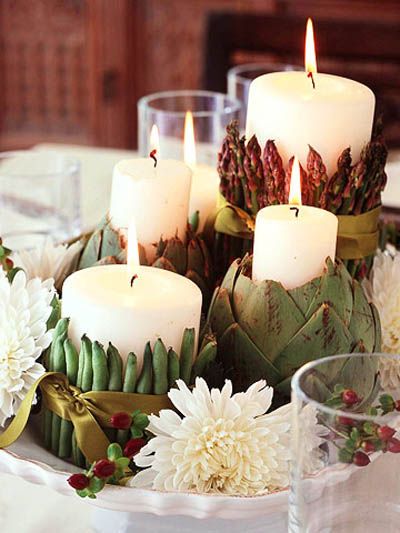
12, 238, 82, 291
0, 268, 55, 426
130, 378, 292, 495
297, 404, 329, 475
363, 248, 400, 389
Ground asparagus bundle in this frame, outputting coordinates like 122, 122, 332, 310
216, 121, 388, 279
43, 324, 217, 466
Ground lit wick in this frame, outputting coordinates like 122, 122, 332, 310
130, 274, 138, 287
150, 149, 157, 168
307, 71, 316, 89
290, 206, 300, 218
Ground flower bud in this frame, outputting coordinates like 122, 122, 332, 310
110, 412, 132, 430
341, 389, 359, 406
387, 438, 400, 453
353, 451, 370, 467
67, 473, 90, 490
377, 425, 396, 441
124, 438, 146, 458
93, 459, 116, 479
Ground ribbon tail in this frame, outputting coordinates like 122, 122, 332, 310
0, 372, 55, 448
70, 408, 110, 464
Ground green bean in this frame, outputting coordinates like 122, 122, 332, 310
179, 328, 195, 385
51, 337, 65, 454
168, 348, 180, 389
136, 342, 153, 394
191, 340, 217, 382
152, 339, 168, 394
92, 341, 109, 391
58, 339, 79, 458
81, 336, 93, 393
123, 352, 138, 393
107, 343, 123, 391
76, 336, 87, 389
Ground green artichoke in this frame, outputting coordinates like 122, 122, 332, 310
207, 256, 381, 397
77, 216, 214, 308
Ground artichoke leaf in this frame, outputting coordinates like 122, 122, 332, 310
348, 282, 376, 352
152, 256, 178, 273
275, 303, 354, 377
295, 370, 335, 404
187, 238, 205, 277
233, 276, 304, 362
158, 237, 187, 274
332, 354, 379, 409
207, 288, 236, 336
288, 277, 321, 318
220, 258, 242, 296
305, 260, 353, 327
100, 219, 124, 259
219, 323, 281, 390
78, 228, 102, 269
186, 269, 211, 305
371, 304, 382, 352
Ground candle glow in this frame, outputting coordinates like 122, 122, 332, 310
184, 110, 197, 168
150, 124, 160, 156
288, 156, 302, 206
305, 18, 317, 75
127, 218, 140, 284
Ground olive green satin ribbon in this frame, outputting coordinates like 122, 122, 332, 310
0, 372, 172, 463
214, 195, 381, 260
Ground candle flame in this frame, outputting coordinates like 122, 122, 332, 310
289, 156, 302, 206
150, 124, 160, 156
305, 18, 317, 74
127, 218, 140, 284
184, 110, 197, 168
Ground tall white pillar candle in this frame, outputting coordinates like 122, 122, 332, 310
62, 265, 202, 368
246, 20, 375, 176
252, 158, 338, 289
109, 158, 192, 262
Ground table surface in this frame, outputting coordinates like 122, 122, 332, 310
1, 142, 400, 532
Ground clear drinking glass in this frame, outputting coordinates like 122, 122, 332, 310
290, 353, 400, 533
227, 63, 302, 130
137, 90, 241, 166
0, 151, 81, 250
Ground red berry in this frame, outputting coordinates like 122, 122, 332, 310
337, 415, 355, 426
124, 438, 146, 458
395, 400, 400, 412
110, 412, 132, 430
353, 451, 370, 467
67, 473, 90, 490
5, 258, 13, 269
387, 438, 400, 453
361, 441, 375, 453
93, 459, 116, 479
377, 425, 396, 441
341, 389, 359, 406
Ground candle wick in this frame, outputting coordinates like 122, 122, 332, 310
130, 274, 138, 287
307, 71, 316, 89
150, 149, 158, 168
290, 206, 300, 218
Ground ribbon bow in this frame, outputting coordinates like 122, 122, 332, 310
0, 372, 172, 463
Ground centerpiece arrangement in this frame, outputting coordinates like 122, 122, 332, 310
0, 18, 399, 512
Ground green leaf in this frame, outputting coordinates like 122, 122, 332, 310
116, 457, 130, 469
107, 443, 123, 461
338, 448, 353, 463
133, 413, 149, 430
344, 439, 356, 453
350, 428, 360, 442
363, 422, 376, 435
89, 477, 106, 494
130, 426, 144, 438
334, 384, 345, 394
76, 489, 89, 498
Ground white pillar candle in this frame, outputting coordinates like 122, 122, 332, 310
62, 264, 202, 368
184, 111, 219, 231
246, 20, 375, 176
252, 157, 338, 289
109, 158, 192, 262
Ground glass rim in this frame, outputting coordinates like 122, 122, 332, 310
0, 150, 80, 179
291, 353, 400, 422
137, 90, 242, 118
227, 62, 303, 84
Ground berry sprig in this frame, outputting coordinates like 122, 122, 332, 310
67, 410, 149, 498
323, 385, 400, 468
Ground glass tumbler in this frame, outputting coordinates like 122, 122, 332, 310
290, 353, 400, 533
227, 63, 302, 131
137, 90, 241, 166
0, 151, 81, 250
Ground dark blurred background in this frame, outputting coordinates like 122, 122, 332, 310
0, 0, 399, 151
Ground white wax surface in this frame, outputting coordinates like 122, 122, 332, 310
109, 159, 192, 262
189, 164, 219, 231
246, 72, 375, 175
62, 265, 202, 368
252, 205, 338, 289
